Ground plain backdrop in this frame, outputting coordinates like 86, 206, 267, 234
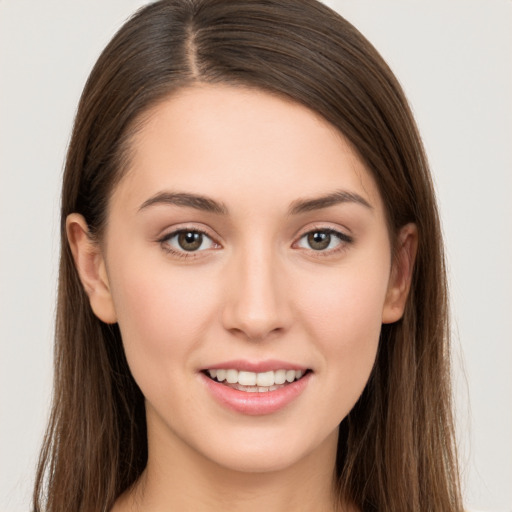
1, 1, 511, 511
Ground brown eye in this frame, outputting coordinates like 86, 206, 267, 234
307, 231, 331, 250
296, 228, 352, 253
177, 231, 203, 251
162, 229, 217, 254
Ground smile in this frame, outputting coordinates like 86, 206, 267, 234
205, 369, 307, 392
201, 366, 312, 415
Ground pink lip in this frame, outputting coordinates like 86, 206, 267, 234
200, 371, 312, 416
203, 359, 309, 372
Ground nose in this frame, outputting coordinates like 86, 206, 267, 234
221, 246, 290, 342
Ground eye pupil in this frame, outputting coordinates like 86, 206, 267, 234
178, 231, 203, 251
308, 231, 331, 250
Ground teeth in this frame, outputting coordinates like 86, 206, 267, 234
227, 383, 288, 393
226, 369, 238, 384
285, 370, 296, 383
206, 368, 306, 387
256, 371, 274, 387
274, 369, 286, 385
238, 371, 257, 386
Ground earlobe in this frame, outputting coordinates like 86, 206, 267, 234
382, 223, 418, 324
66, 213, 117, 324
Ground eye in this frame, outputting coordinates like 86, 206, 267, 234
296, 229, 352, 252
162, 229, 217, 253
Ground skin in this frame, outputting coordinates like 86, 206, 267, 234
68, 84, 417, 512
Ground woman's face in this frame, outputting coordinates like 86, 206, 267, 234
74, 84, 413, 474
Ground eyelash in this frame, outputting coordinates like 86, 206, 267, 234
158, 226, 353, 259
294, 227, 353, 257
158, 227, 219, 259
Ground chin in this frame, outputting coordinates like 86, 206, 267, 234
213, 450, 301, 474
196, 425, 339, 475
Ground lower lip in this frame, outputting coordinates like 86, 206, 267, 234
201, 372, 311, 416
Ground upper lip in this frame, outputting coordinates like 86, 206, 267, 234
202, 359, 310, 373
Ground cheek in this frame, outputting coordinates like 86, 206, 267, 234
298, 260, 389, 344
107, 255, 218, 377
293, 258, 390, 408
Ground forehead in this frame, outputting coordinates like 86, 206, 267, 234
112, 84, 384, 217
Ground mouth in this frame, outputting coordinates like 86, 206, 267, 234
202, 368, 311, 393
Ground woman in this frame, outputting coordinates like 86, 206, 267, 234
33, 1, 463, 510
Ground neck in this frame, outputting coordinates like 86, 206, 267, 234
114, 415, 348, 512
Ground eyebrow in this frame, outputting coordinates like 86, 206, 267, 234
138, 192, 228, 214
138, 188, 372, 216
288, 189, 372, 215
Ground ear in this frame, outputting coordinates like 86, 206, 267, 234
382, 223, 418, 324
66, 213, 117, 324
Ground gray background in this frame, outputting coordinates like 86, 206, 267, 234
1, 1, 511, 510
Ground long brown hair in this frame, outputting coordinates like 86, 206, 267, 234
34, 1, 463, 510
